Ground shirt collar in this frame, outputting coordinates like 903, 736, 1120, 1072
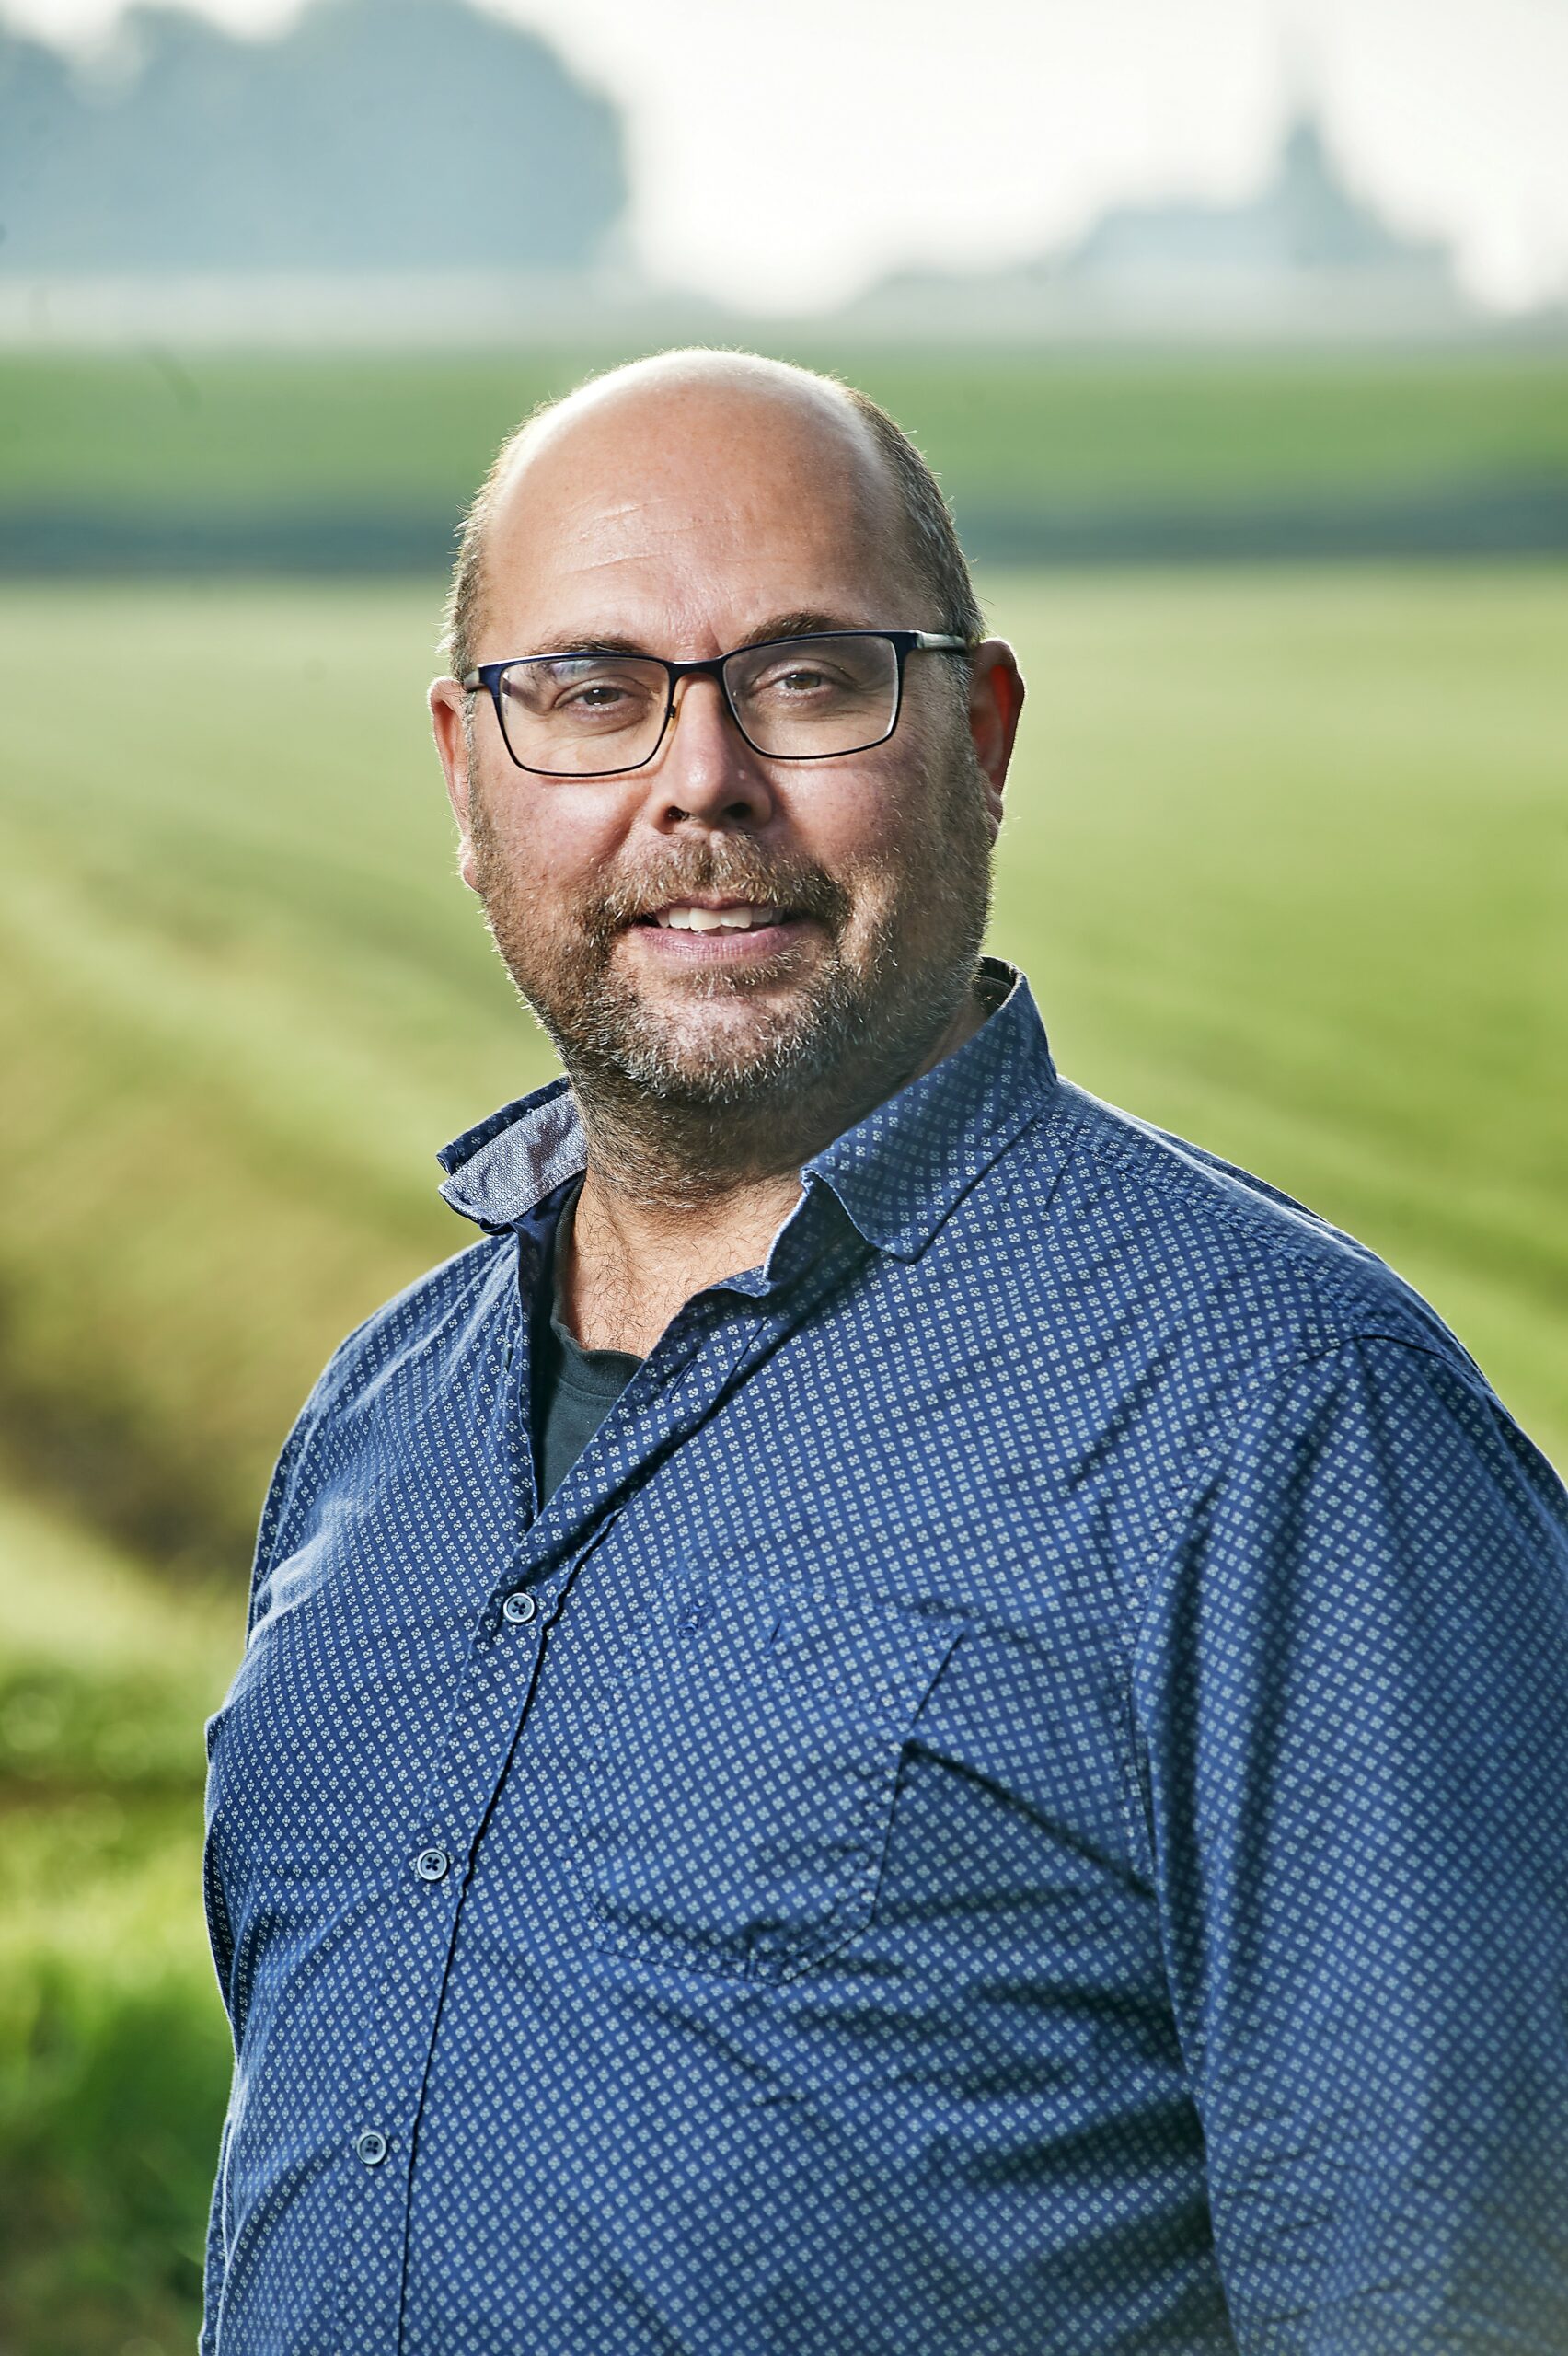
435, 956, 1058, 1262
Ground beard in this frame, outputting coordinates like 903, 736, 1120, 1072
468, 736, 995, 1193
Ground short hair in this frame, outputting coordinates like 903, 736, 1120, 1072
442, 352, 984, 684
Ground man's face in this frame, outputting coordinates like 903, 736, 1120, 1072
433, 375, 1013, 1123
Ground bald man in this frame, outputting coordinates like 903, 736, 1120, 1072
201, 352, 1568, 2355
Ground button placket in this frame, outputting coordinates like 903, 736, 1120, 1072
347, 1230, 852, 2341
334, 1844, 480, 2348
332, 1542, 544, 2348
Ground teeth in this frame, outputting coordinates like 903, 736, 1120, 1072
656, 905, 779, 931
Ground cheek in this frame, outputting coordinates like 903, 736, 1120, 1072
476, 778, 625, 898
784, 764, 908, 875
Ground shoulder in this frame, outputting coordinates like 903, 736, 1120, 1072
997, 1074, 1476, 1383
974, 1081, 1568, 1628
928, 1072, 1513, 1590
248, 1230, 514, 1588
307, 1230, 515, 1420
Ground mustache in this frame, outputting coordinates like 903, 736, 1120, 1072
584, 842, 852, 939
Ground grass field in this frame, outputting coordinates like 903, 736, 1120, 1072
5, 564, 1565, 1557
6, 346, 1568, 561
2, 560, 1565, 2350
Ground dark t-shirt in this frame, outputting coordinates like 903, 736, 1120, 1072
529, 1178, 642, 1507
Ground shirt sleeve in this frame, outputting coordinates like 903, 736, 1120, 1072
1134, 1334, 1568, 2353
200, 2106, 233, 2355
198, 1381, 329, 2347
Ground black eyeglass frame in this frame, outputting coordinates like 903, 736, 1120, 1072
460, 628, 973, 778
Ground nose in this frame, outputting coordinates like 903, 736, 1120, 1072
638, 672, 775, 834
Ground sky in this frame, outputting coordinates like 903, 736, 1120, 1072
8, 0, 1568, 314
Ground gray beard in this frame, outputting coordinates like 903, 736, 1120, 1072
470, 756, 994, 1205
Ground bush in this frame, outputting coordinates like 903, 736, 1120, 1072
0, 1944, 231, 2354
0, 1495, 238, 2353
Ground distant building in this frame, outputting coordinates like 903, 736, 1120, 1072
841, 109, 1476, 343
1063, 110, 1458, 304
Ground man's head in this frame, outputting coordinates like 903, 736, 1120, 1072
430, 349, 1024, 1195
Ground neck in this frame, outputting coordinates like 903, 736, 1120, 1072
557, 979, 990, 1356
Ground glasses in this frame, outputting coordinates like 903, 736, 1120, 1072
461, 629, 971, 779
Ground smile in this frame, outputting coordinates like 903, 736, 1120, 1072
639, 902, 788, 932
626, 899, 814, 964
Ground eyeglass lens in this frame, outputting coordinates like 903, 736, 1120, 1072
495, 634, 901, 775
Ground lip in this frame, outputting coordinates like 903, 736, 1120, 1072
624, 909, 816, 964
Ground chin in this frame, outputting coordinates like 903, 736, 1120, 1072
617, 999, 836, 1103
646, 1019, 802, 1089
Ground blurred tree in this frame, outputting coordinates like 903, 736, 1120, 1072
0, 0, 628, 273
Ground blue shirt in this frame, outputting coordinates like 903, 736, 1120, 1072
201, 960, 1568, 2354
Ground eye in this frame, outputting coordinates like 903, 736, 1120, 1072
507, 658, 661, 729
751, 657, 849, 699
562, 678, 639, 712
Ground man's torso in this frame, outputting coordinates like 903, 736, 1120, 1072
201, 975, 1566, 2354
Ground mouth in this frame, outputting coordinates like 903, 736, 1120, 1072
624, 897, 816, 964
635, 900, 789, 934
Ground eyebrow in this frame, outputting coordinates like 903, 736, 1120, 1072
513, 611, 871, 662
732, 610, 868, 651
515, 632, 648, 659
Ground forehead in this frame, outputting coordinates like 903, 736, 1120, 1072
478, 384, 917, 658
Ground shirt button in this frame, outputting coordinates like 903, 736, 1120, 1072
413, 1846, 450, 1883
355, 2129, 388, 2168
502, 1590, 536, 1624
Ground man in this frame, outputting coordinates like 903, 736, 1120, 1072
201, 350, 1568, 2354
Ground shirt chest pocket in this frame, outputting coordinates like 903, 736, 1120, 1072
582, 1581, 966, 1983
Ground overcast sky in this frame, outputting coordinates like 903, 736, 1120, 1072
9, 0, 1568, 312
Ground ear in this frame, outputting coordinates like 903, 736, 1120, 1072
430, 676, 481, 891
965, 638, 1024, 836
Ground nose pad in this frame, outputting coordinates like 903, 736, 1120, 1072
651, 673, 772, 826
666, 671, 737, 742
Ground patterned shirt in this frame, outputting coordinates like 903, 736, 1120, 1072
201, 957, 1568, 2354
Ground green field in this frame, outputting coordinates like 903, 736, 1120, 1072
3, 561, 1565, 2350
6, 346, 1568, 563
